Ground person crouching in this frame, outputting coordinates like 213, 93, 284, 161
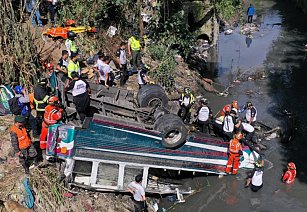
282, 162, 296, 184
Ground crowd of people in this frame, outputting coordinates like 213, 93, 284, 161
178, 87, 297, 192
6, 26, 297, 211
7, 29, 151, 175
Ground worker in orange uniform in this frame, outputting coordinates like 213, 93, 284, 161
282, 162, 296, 184
225, 132, 244, 175
10, 115, 36, 174
221, 100, 239, 116
40, 96, 63, 150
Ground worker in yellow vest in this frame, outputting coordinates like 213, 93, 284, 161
65, 31, 78, 56
128, 31, 142, 70
67, 52, 81, 79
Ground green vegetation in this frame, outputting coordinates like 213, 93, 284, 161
0, 1, 39, 86
215, 0, 241, 20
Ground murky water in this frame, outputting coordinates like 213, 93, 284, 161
164, 0, 307, 211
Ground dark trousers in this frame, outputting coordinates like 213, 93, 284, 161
248, 15, 253, 23
251, 183, 263, 192
19, 145, 38, 173
35, 111, 44, 136
73, 95, 90, 124
198, 120, 210, 134
179, 105, 191, 124
133, 200, 148, 212
120, 64, 128, 86
48, 3, 57, 24
131, 50, 141, 69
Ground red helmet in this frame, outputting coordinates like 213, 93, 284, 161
48, 96, 59, 105
224, 105, 231, 113
287, 162, 296, 170
235, 132, 244, 140
46, 63, 54, 70
232, 100, 238, 109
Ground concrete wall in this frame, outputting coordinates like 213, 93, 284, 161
182, 0, 219, 45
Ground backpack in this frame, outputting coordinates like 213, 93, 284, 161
8, 97, 22, 115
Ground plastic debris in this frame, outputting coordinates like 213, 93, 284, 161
63, 192, 74, 198
106, 26, 117, 37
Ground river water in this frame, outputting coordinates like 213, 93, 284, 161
164, 0, 307, 211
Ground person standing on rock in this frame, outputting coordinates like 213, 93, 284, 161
128, 31, 142, 71
66, 71, 90, 124
67, 52, 81, 79
65, 31, 79, 57
115, 42, 128, 87
127, 174, 148, 212
178, 87, 195, 124
10, 115, 37, 174
34, 78, 51, 136
195, 98, 212, 134
247, 4, 255, 23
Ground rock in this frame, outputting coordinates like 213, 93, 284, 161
3, 200, 33, 212
0, 126, 7, 131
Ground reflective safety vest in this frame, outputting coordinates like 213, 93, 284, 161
229, 138, 242, 154
43, 105, 63, 125
180, 93, 195, 106
129, 36, 141, 51
10, 125, 31, 150
66, 39, 77, 53
34, 95, 50, 112
67, 60, 80, 79
283, 169, 296, 184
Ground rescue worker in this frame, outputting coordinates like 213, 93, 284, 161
127, 174, 148, 212
128, 31, 141, 70
65, 31, 78, 57
67, 52, 81, 79
245, 159, 264, 192
115, 42, 128, 86
223, 108, 237, 141
40, 96, 63, 150
282, 162, 296, 184
66, 71, 91, 124
225, 132, 244, 175
178, 87, 195, 124
221, 100, 238, 116
237, 120, 255, 143
239, 101, 257, 125
34, 78, 50, 136
10, 115, 36, 174
213, 116, 224, 137
195, 98, 212, 134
